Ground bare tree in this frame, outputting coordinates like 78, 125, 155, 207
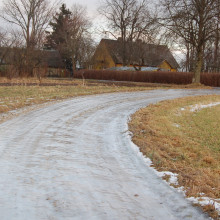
76, 36, 96, 69
0, 29, 24, 77
213, 0, 220, 70
0, 30, 22, 62
99, 0, 158, 66
0, 31, 11, 65
159, 0, 220, 83
0, 0, 59, 76
204, 0, 220, 72
1, 0, 58, 49
67, 5, 93, 73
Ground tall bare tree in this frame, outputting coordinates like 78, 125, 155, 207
1, 0, 58, 49
0, 29, 24, 77
99, 0, 158, 66
0, 0, 59, 76
159, 0, 220, 83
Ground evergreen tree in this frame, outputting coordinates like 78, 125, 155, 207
45, 4, 73, 74
45, 4, 93, 76
45, 4, 71, 50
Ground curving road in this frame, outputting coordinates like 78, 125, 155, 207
0, 89, 219, 220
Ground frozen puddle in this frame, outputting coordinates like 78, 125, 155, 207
0, 89, 219, 220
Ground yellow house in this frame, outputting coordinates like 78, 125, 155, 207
91, 39, 179, 71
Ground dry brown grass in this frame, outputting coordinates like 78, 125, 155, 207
129, 95, 220, 219
0, 77, 161, 115
0, 77, 211, 116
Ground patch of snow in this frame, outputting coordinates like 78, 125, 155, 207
127, 128, 181, 187
190, 102, 220, 112
173, 123, 180, 128
126, 129, 153, 167
176, 186, 186, 194
156, 171, 179, 185
126, 118, 181, 187
199, 192, 205, 196
188, 197, 220, 214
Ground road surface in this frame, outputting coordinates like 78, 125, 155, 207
0, 89, 219, 220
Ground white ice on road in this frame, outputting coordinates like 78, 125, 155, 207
0, 89, 219, 220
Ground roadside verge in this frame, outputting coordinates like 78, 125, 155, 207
129, 95, 220, 219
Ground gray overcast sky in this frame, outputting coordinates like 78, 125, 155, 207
62, 0, 108, 42
0, 0, 105, 41
0, 0, 100, 11
62, 0, 100, 18
0, 0, 102, 24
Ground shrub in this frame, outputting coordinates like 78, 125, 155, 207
74, 70, 220, 87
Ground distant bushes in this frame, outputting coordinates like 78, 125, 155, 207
201, 73, 220, 87
74, 70, 220, 87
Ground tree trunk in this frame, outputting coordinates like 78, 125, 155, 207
72, 56, 76, 78
193, 10, 204, 84
214, 22, 219, 69
122, 38, 126, 66
186, 43, 190, 72
193, 47, 203, 83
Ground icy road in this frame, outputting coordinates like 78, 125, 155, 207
0, 89, 219, 220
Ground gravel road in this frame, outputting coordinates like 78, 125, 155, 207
0, 89, 219, 220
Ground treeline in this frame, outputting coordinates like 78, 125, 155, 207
75, 70, 220, 87
0, 2, 94, 78
0, 0, 219, 84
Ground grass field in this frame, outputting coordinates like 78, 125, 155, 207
129, 95, 220, 219
0, 77, 211, 115
0, 77, 160, 114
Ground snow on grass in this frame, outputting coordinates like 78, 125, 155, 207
126, 130, 153, 167
127, 129, 180, 187
126, 117, 180, 187
189, 102, 220, 112
156, 171, 179, 185
188, 197, 220, 214
173, 123, 180, 128
179, 102, 220, 113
